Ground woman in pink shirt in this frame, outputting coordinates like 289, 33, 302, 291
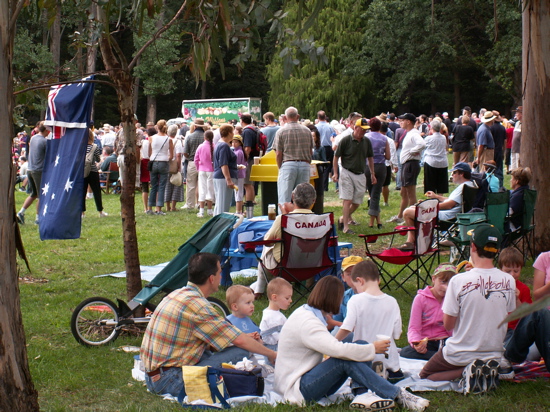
401, 263, 456, 361
194, 130, 215, 217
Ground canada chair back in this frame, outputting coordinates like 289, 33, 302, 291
360, 198, 439, 295
241, 212, 338, 308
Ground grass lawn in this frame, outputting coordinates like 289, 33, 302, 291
15, 167, 550, 411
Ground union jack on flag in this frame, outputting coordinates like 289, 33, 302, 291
39, 76, 95, 240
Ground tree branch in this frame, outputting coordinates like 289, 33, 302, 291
10, 0, 27, 34
13, 78, 115, 95
129, 0, 188, 71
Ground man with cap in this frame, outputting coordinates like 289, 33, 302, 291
420, 223, 515, 394
333, 118, 376, 234
400, 162, 475, 249
388, 113, 425, 224
475, 111, 496, 171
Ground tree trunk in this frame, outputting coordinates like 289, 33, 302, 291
0, 1, 39, 409
97, 10, 142, 301
147, 94, 156, 124
521, 0, 550, 253
49, 1, 61, 79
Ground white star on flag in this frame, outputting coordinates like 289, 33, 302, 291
51, 193, 55, 200
42, 182, 50, 196
43, 203, 48, 216
64, 178, 74, 192
55, 155, 60, 166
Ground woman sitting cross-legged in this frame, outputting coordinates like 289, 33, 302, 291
274, 275, 430, 411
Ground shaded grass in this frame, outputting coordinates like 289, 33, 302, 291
16, 167, 548, 411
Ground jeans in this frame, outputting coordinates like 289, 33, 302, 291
505, 308, 550, 370
365, 163, 387, 217
277, 161, 311, 205
299, 340, 399, 402
144, 346, 251, 397
148, 161, 169, 207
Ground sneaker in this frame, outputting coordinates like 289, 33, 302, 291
86, 192, 93, 199
180, 204, 191, 210
396, 388, 429, 412
460, 359, 485, 395
383, 202, 389, 207
484, 359, 500, 391
498, 357, 515, 380
372, 361, 388, 379
145, 210, 154, 215
99, 212, 108, 217
387, 215, 404, 224
155, 211, 166, 216
350, 392, 395, 410
197, 212, 204, 218
388, 369, 405, 383
16, 212, 25, 225
207, 210, 213, 216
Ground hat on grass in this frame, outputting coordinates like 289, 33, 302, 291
468, 223, 501, 253
355, 118, 370, 130
341, 256, 363, 272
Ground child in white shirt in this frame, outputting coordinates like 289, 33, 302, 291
336, 260, 402, 377
260, 278, 293, 346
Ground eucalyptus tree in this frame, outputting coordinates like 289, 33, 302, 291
267, 0, 371, 119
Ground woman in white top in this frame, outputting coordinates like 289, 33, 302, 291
423, 119, 449, 194
274, 276, 430, 411
147, 119, 173, 215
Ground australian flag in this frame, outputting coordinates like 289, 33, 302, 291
39, 76, 95, 240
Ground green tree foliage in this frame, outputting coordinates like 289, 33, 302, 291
346, 0, 521, 112
132, 18, 180, 97
267, 0, 374, 119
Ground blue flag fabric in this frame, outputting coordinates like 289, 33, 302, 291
39, 77, 95, 240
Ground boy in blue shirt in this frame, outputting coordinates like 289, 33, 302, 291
226, 285, 261, 341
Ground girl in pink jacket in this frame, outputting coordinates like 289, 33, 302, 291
195, 130, 215, 217
400, 263, 456, 360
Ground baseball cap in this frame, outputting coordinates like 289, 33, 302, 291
468, 223, 501, 252
450, 162, 471, 173
433, 263, 457, 278
355, 118, 370, 130
232, 134, 243, 144
341, 256, 363, 272
398, 113, 416, 123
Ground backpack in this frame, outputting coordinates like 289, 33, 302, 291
84, 143, 97, 178
245, 125, 268, 155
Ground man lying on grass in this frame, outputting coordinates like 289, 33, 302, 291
140, 252, 276, 397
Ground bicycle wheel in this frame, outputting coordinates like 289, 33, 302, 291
71, 297, 121, 347
207, 296, 229, 317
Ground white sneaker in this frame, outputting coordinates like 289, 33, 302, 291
350, 391, 395, 410
396, 388, 429, 411
387, 215, 404, 224
99, 212, 108, 217
460, 359, 485, 395
86, 193, 93, 199
498, 357, 515, 380
207, 209, 213, 216
181, 204, 190, 210
197, 212, 204, 218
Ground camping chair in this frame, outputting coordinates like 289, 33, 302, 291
100, 162, 119, 194
240, 213, 338, 308
507, 189, 537, 259
360, 199, 439, 295
485, 190, 510, 236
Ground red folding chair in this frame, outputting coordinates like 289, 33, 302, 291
241, 213, 338, 307
359, 199, 440, 295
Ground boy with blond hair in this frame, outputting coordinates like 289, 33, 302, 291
335, 260, 402, 377
226, 285, 261, 339
260, 278, 293, 345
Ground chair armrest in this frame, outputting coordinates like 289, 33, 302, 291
359, 226, 414, 243
240, 239, 282, 252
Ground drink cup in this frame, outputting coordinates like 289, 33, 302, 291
254, 157, 260, 165
376, 334, 391, 359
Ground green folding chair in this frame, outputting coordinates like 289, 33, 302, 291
485, 190, 510, 237
507, 189, 537, 259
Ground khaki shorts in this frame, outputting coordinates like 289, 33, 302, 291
339, 167, 366, 205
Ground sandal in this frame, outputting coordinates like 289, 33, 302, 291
399, 242, 415, 251
343, 228, 356, 235
348, 220, 360, 226
338, 218, 344, 231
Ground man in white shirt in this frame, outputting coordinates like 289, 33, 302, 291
388, 113, 425, 224
102, 124, 116, 148
420, 224, 515, 394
